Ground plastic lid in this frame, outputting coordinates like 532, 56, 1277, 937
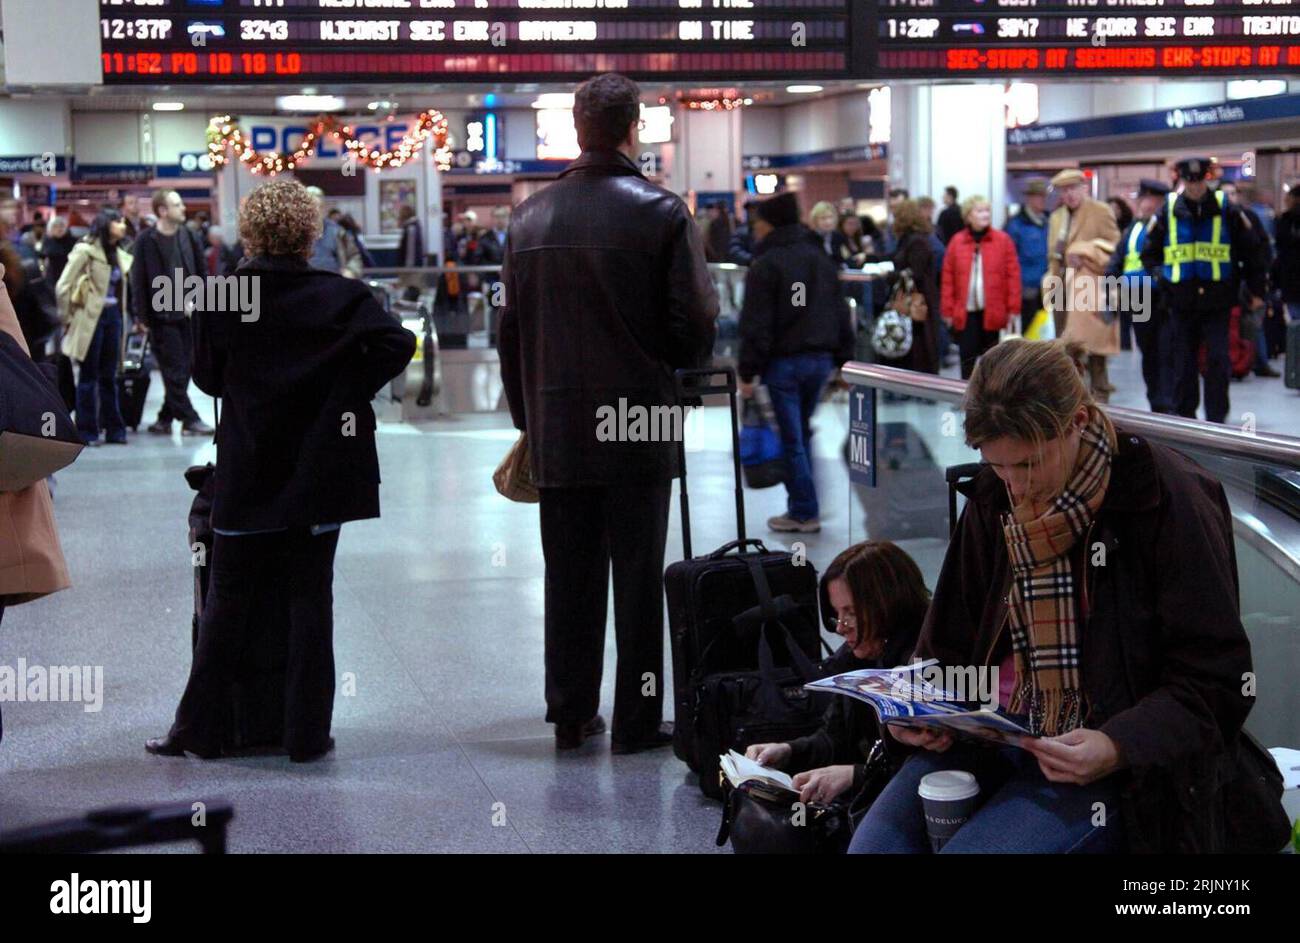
917, 770, 979, 802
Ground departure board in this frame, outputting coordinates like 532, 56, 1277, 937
874, 0, 1300, 76
97, 0, 1300, 82
97, 0, 854, 83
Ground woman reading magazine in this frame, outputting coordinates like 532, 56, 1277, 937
849, 338, 1257, 854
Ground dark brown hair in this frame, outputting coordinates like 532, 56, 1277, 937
821, 541, 930, 656
574, 73, 641, 152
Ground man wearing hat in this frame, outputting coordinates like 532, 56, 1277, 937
1106, 178, 1174, 411
738, 189, 854, 534
1046, 168, 1121, 400
1140, 157, 1266, 424
1006, 178, 1050, 337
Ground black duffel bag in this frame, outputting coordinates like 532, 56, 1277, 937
691, 616, 826, 801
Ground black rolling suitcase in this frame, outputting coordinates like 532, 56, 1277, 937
118, 331, 152, 431
664, 367, 822, 774
0, 800, 234, 854
185, 401, 290, 752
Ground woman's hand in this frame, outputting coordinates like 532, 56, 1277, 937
745, 742, 792, 768
792, 765, 856, 805
1020, 728, 1123, 785
887, 724, 954, 752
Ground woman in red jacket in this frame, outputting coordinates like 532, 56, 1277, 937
941, 196, 1021, 379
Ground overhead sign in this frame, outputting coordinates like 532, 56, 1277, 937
1008, 92, 1300, 146
0, 155, 69, 175
743, 144, 887, 171
98, 0, 851, 84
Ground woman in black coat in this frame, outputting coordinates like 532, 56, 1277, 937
849, 339, 1283, 854
146, 179, 415, 762
888, 199, 941, 374
745, 541, 929, 807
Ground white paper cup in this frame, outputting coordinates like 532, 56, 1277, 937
918, 770, 979, 852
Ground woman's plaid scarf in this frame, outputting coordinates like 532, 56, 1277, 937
1000, 408, 1116, 736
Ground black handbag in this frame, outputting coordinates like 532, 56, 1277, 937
715, 737, 902, 854
0, 331, 83, 491
717, 780, 851, 854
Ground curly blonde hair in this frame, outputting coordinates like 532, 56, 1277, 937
238, 179, 322, 259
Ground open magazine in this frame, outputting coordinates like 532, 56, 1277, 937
804, 660, 1036, 748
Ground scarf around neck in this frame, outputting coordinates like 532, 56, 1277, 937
1000, 407, 1116, 736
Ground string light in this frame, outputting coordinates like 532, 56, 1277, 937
207, 112, 452, 176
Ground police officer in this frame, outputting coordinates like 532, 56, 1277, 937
1140, 158, 1265, 424
1108, 178, 1172, 412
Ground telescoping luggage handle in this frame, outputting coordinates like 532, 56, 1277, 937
674, 366, 752, 560
945, 462, 985, 537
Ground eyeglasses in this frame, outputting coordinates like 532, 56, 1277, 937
836, 612, 857, 630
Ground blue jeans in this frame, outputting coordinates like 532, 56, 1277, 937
75, 304, 125, 443
764, 352, 833, 521
848, 742, 1125, 853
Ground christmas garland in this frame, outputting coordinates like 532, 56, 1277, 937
206, 112, 452, 175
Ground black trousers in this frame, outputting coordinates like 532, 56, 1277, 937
147, 316, 201, 426
1169, 305, 1231, 423
170, 529, 340, 756
538, 482, 671, 741
1132, 308, 1175, 413
958, 310, 1000, 380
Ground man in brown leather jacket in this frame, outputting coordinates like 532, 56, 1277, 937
498, 73, 719, 754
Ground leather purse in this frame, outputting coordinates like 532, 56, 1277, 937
492, 432, 539, 503
715, 737, 901, 854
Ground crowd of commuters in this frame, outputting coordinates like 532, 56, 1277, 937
0, 72, 1291, 855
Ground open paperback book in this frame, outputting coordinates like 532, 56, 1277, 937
804, 660, 1036, 748
719, 750, 800, 799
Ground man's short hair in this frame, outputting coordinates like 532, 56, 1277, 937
944, 186, 958, 200
151, 189, 178, 215
888, 187, 909, 200
573, 73, 641, 152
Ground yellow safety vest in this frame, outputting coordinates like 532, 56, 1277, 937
1163, 190, 1231, 283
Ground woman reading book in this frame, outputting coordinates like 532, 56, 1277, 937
848, 338, 1257, 853
745, 541, 927, 808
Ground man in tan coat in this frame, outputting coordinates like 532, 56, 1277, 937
1044, 169, 1121, 401
0, 269, 72, 741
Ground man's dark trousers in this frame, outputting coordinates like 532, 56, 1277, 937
148, 315, 202, 426
538, 481, 672, 742
1131, 306, 1175, 413
1169, 305, 1231, 423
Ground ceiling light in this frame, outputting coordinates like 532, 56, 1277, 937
152, 102, 185, 112
786, 85, 823, 94
276, 94, 346, 112
532, 93, 575, 109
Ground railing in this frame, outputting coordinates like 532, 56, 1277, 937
838, 362, 1300, 751
843, 362, 1300, 470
